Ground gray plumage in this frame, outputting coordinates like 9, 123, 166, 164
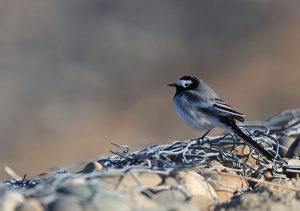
173, 78, 244, 132
168, 75, 273, 160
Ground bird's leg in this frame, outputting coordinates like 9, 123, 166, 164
201, 130, 212, 139
197, 130, 211, 145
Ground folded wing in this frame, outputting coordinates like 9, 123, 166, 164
195, 98, 245, 122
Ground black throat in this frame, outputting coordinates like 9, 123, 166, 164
174, 78, 199, 97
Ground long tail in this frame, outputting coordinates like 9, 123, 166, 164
230, 122, 274, 160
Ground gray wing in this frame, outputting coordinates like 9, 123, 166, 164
184, 91, 245, 122
211, 98, 245, 122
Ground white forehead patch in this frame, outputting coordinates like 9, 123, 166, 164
176, 79, 193, 87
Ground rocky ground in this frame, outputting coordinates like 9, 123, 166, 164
1, 109, 300, 211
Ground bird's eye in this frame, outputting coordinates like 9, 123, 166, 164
184, 83, 189, 87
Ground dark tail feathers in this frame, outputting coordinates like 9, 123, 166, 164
230, 122, 274, 160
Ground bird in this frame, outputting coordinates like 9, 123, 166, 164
168, 75, 274, 160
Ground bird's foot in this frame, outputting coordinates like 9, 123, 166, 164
196, 130, 211, 145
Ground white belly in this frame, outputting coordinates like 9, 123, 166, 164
173, 95, 215, 131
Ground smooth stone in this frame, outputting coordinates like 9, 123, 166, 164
66, 177, 86, 185
279, 136, 297, 157
2, 191, 25, 211
116, 171, 162, 192
229, 145, 260, 167
129, 193, 158, 209
165, 203, 198, 211
131, 172, 162, 186
263, 109, 300, 130
82, 161, 103, 173
152, 189, 186, 202
81, 202, 96, 211
97, 176, 159, 209
16, 199, 44, 211
209, 160, 226, 171
57, 184, 94, 200
175, 171, 218, 210
48, 198, 83, 211
93, 192, 131, 211
263, 170, 274, 180
296, 191, 300, 200
200, 169, 248, 203
286, 137, 300, 158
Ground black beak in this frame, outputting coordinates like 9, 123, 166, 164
168, 83, 177, 87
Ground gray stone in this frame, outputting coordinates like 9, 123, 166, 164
279, 136, 297, 157
152, 189, 186, 203
93, 191, 131, 211
165, 203, 198, 211
16, 199, 44, 211
81, 202, 96, 211
2, 191, 25, 211
286, 137, 300, 158
57, 184, 94, 200
48, 198, 83, 211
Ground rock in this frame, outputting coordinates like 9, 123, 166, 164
98, 171, 162, 196
129, 193, 158, 209
2, 191, 25, 211
165, 203, 198, 211
94, 197, 131, 211
201, 170, 248, 203
16, 199, 44, 211
229, 145, 260, 167
284, 159, 300, 165
175, 171, 218, 210
209, 160, 226, 171
82, 161, 103, 173
57, 184, 94, 200
80, 202, 95, 211
66, 177, 86, 185
162, 176, 178, 185
263, 170, 273, 180
263, 109, 300, 131
140, 176, 187, 208
152, 188, 187, 203
48, 198, 83, 211
131, 171, 162, 186
282, 158, 300, 177
116, 171, 162, 192
93, 191, 132, 211
286, 137, 300, 158
279, 136, 297, 157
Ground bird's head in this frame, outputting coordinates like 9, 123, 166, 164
168, 75, 200, 93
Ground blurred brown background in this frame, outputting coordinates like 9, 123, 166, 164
0, 0, 300, 180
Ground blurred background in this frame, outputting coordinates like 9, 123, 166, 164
0, 0, 300, 180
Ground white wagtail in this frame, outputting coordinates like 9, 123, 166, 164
168, 75, 273, 160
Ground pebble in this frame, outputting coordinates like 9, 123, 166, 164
57, 184, 94, 200
279, 136, 297, 157
229, 145, 259, 167
48, 198, 83, 211
116, 171, 162, 192
296, 191, 300, 200
175, 171, 218, 209
2, 191, 25, 211
286, 137, 300, 158
129, 193, 158, 209
165, 203, 198, 211
82, 161, 103, 173
81, 202, 96, 211
16, 199, 44, 211
152, 189, 186, 202
201, 169, 248, 203
93, 193, 132, 211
